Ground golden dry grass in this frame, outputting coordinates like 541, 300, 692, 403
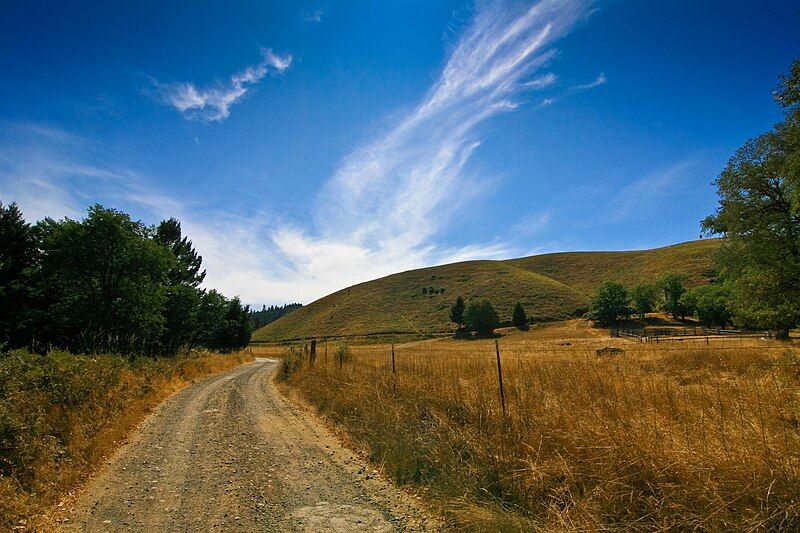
0, 349, 253, 530
279, 320, 800, 531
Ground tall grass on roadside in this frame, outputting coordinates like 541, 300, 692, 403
280, 339, 800, 531
0, 349, 252, 529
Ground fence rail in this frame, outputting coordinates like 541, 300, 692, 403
611, 326, 773, 342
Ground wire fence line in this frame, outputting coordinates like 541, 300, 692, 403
274, 337, 800, 418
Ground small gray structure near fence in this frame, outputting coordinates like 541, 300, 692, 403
611, 326, 773, 343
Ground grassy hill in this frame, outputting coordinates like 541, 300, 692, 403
507, 238, 720, 296
252, 239, 721, 342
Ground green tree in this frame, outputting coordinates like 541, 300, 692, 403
35, 205, 173, 354
450, 296, 465, 327
159, 285, 201, 355
195, 291, 251, 351
464, 298, 499, 337
588, 281, 631, 326
0, 202, 39, 348
630, 284, 658, 320
702, 58, 800, 338
659, 273, 688, 319
154, 218, 206, 287
682, 284, 732, 327
512, 302, 527, 329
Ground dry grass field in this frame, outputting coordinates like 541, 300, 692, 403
275, 319, 800, 531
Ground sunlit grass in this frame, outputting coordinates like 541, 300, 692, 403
279, 322, 800, 530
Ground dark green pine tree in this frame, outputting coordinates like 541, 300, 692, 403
154, 218, 206, 287
512, 302, 527, 329
450, 295, 465, 327
0, 202, 39, 348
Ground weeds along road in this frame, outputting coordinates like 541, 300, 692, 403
63, 358, 438, 532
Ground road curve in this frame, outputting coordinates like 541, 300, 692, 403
63, 359, 439, 532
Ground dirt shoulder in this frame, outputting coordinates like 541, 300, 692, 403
62, 358, 440, 532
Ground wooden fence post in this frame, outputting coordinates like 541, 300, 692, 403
495, 339, 506, 415
310, 340, 317, 365
391, 343, 397, 394
339, 346, 343, 371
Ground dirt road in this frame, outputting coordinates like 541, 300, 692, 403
63, 359, 439, 532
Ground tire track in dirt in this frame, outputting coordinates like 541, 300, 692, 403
62, 359, 440, 532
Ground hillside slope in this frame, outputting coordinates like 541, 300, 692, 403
253, 239, 721, 342
507, 239, 720, 296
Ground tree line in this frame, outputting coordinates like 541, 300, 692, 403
589, 58, 800, 339
0, 203, 251, 356
249, 303, 303, 329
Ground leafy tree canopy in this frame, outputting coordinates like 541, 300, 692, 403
464, 298, 499, 337
703, 58, 800, 337
630, 284, 658, 320
588, 281, 631, 326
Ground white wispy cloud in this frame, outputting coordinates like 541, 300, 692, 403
574, 71, 606, 90
281, 0, 592, 290
606, 159, 697, 222
302, 9, 322, 23
154, 48, 292, 122
2, 0, 594, 306
538, 71, 605, 106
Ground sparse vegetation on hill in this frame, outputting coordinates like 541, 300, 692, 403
507, 239, 720, 296
253, 240, 719, 342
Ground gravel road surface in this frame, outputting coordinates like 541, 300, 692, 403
63, 358, 439, 532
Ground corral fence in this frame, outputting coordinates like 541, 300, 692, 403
611, 326, 774, 343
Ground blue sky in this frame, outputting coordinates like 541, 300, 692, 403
1, 1, 798, 306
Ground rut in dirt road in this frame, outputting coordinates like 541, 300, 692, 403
64, 359, 439, 532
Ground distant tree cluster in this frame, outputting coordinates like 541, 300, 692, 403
587, 273, 732, 328
449, 295, 528, 337
249, 303, 303, 329
0, 202, 252, 355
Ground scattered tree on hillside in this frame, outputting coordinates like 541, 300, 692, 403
659, 273, 688, 319
464, 298, 499, 337
588, 281, 631, 326
702, 58, 800, 339
630, 283, 659, 320
512, 302, 527, 329
450, 296, 465, 328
